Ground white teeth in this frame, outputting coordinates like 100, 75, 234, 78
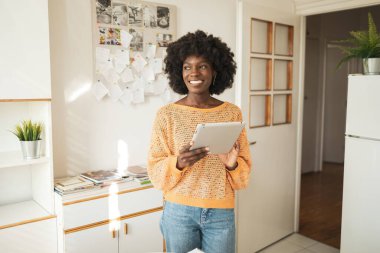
189, 80, 202, 84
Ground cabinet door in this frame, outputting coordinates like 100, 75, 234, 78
65, 223, 118, 253
119, 211, 163, 253
0, 218, 57, 253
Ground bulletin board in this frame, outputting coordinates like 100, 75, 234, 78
91, 0, 177, 105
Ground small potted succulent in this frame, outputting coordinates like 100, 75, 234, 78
337, 12, 380, 75
11, 120, 43, 159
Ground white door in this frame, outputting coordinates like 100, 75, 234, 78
236, 1, 300, 252
119, 211, 163, 253
65, 223, 118, 253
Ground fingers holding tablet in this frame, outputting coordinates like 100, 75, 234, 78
177, 143, 209, 170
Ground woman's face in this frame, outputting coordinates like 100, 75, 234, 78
182, 55, 215, 95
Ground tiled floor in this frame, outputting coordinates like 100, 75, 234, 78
258, 233, 339, 253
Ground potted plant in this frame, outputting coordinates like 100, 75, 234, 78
337, 12, 380, 75
11, 120, 43, 160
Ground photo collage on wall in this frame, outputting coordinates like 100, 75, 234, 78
93, 0, 177, 105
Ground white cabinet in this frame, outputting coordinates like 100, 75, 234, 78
119, 211, 163, 253
0, 218, 57, 253
55, 185, 164, 253
65, 222, 118, 253
0, 0, 56, 251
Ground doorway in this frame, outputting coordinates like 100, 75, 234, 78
299, 5, 380, 249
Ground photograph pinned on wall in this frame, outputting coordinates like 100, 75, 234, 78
112, 1, 128, 26
99, 27, 122, 46
96, 0, 112, 24
128, 3, 143, 27
157, 33, 173, 47
143, 4, 157, 28
129, 28, 144, 52
157, 6, 170, 29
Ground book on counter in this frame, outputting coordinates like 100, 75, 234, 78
133, 176, 151, 185
54, 176, 97, 195
80, 170, 123, 184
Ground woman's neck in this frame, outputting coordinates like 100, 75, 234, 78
177, 94, 223, 109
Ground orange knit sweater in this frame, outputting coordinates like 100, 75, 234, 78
147, 102, 251, 208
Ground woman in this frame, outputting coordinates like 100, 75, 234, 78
148, 30, 251, 253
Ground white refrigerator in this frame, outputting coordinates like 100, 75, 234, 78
341, 75, 380, 253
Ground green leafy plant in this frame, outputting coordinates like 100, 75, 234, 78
336, 12, 380, 68
11, 120, 43, 141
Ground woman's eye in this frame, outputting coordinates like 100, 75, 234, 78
183, 66, 190, 70
200, 65, 207, 70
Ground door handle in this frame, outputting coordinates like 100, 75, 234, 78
112, 230, 117, 238
124, 223, 128, 235
249, 141, 257, 145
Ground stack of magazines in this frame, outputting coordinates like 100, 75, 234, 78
54, 176, 97, 195
126, 166, 151, 185
80, 170, 124, 185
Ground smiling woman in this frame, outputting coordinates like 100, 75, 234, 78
147, 30, 252, 253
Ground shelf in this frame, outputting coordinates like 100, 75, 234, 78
0, 200, 54, 229
0, 151, 49, 169
0, 99, 51, 102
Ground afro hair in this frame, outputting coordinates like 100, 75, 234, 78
164, 30, 236, 95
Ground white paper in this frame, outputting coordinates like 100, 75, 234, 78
92, 81, 109, 101
149, 58, 163, 74
105, 68, 120, 84
119, 89, 133, 105
96, 47, 110, 63
96, 60, 113, 76
109, 84, 124, 101
161, 88, 172, 103
142, 66, 155, 82
144, 81, 155, 95
132, 87, 145, 104
120, 67, 134, 83
153, 74, 169, 95
145, 44, 157, 59
132, 77, 144, 89
132, 53, 147, 73
121, 30, 133, 48
114, 50, 130, 65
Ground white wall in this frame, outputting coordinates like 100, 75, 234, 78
49, 0, 237, 177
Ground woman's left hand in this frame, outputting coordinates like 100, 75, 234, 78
218, 141, 239, 170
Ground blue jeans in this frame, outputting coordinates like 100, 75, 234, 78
160, 201, 235, 253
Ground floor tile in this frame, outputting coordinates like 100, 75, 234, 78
259, 240, 304, 253
286, 233, 318, 248
295, 250, 315, 253
307, 242, 340, 253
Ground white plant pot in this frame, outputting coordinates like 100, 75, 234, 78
20, 140, 41, 160
363, 58, 380, 75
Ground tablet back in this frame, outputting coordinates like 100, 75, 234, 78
190, 122, 245, 154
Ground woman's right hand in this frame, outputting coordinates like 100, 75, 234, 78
176, 142, 209, 170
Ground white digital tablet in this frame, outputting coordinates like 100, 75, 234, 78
189, 122, 245, 154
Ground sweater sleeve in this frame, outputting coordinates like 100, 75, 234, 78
147, 110, 185, 192
226, 110, 252, 190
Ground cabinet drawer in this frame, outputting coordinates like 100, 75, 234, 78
63, 187, 162, 229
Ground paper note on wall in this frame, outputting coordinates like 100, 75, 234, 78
119, 89, 133, 105
92, 81, 109, 101
121, 67, 134, 83
132, 53, 147, 73
121, 30, 133, 48
96, 47, 110, 63
142, 66, 155, 81
109, 84, 124, 101
150, 58, 163, 74
132, 87, 145, 104
145, 44, 157, 59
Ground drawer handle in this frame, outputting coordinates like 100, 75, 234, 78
249, 141, 257, 145
112, 230, 117, 238
124, 223, 128, 235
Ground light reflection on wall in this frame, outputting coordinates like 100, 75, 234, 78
117, 139, 129, 175
65, 81, 91, 103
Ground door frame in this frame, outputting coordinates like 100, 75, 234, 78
293, 0, 380, 231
